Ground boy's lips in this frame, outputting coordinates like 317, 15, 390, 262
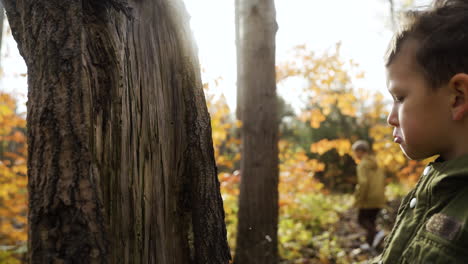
393, 136, 403, 144
393, 130, 402, 143
393, 132, 402, 143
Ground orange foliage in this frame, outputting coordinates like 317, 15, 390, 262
0, 92, 27, 246
299, 109, 325, 129
218, 171, 240, 197
278, 43, 362, 129
279, 140, 325, 208
204, 80, 241, 172
310, 139, 351, 156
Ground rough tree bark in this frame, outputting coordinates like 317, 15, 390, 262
234, 0, 279, 263
2, 0, 230, 263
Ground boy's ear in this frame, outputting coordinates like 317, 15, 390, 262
449, 73, 468, 121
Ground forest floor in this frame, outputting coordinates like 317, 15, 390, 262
280, 199, 401, 264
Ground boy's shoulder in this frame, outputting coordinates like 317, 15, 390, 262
378, 176, 468, 263
429, 154, 468, 192
358, 155, 377, 168
424, 159, 468, 256
436, 185, 468, 225
427, 156, 468, 216
424, 185, 468, 260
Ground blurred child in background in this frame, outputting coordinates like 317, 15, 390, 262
352, 140, 386, 249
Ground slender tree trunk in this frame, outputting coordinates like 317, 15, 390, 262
234, 0, 279, 263
3, 0, 230, 263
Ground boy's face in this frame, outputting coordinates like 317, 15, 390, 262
353, 150, 366, 160
386, 40, 452, 160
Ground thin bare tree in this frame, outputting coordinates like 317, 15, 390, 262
234, 0, 279, 263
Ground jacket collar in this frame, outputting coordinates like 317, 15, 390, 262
429, 153, 468, 180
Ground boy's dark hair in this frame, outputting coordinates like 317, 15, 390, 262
352, 140, 370, 152
385, 0, 468, 89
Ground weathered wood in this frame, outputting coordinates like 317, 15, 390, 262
3, 0, 230, 263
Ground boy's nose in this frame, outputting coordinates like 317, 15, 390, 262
387, 106, 399, 127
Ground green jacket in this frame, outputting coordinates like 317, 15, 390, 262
355, 155, 386, 209
371, 154, 468, 264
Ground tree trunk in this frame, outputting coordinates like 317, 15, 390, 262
234, 0, 279, 263
3, 0, 230, 263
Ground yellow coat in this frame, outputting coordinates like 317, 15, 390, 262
354, 155, 386, 209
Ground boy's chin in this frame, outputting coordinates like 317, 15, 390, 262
401, 147, 432, 161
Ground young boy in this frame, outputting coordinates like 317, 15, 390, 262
352, 140, 386, 249
373, 0, 468, 263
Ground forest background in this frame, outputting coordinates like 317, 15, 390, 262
0, 0, 434, 263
